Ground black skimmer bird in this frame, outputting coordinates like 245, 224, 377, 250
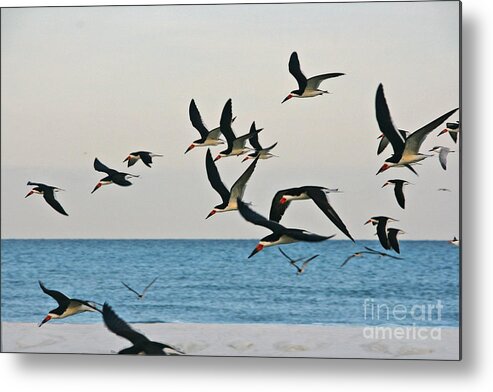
214, 99, 262, 161
123, 151, 163, 168
449, 237, 460, 247
25, 181, 68, 216
429, 146, 455, 170
375, 83, 458, 175
282, 51, 344, 103
38, 281, 101, 326
122, 277, 158, 300
438, 121, 460, 143
382, 179, 411, 209
377, 130, 409, 155
339, 246, 403, 268
269, 186, 354, 241
278, 248, 319, 275
438, 188, 452, 192
242, 122, 278, 162
91, 158, 139, 193
237, 199, 335, 258
364, 216, 398, 250
185, 99, 234, 154
205, 149, 259, 218
387, 228, 405, 254
102, 303, 185, 355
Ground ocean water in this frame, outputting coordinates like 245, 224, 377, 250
1, 239, 459, 327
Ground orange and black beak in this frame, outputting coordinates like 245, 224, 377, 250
438, 128, 448, 136
39, 315, 51, 327
241, 156, 250, 163
248, 244, 264, 258
213, 155, 222, 162
205, 210, 216, 219
25, 190, 34, 198
376, 164, 389, 175
184, 144, 195, 154
281, 94, 293, 104
91, 182, 102, 194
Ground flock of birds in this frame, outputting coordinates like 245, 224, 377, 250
29, 51, 460, 355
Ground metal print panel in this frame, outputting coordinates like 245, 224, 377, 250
1, 1, 460, 359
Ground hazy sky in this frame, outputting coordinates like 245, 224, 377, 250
1, 1, 460, 239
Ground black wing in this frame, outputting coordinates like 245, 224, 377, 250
375, 84, 405, 158
387, 229, 401, 254
229, 156, 259, 202
269, 189, 292, 222
377, 135, 389, 155
39, 281, 69, 306
237, 199, 285, 233
189, 99, 209, 140
340, 254, 359, 268
42, 188, 68, 216
285, 229, 335, 242
288, 52, 307, 92
307, 188, 354, 242
121, 282, 142, 297
219, 99, 236, 148
205, 149, 230, 205
248, 122, 263, 150
139, 153, 153, 168
450, 131, 458, 143
142, 277, 158, 296
405, 108, 459, 155
376, 221, 391, 250
278, 247, 297, 263
94, 158, 115, 175
102, 303, 148, 345
393, 182, 405, 209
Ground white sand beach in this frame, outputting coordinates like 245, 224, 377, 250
1, 322, 459, 360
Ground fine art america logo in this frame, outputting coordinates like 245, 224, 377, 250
362, 298, 444, 340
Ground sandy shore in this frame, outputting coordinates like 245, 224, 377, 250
1, 322, 459, 359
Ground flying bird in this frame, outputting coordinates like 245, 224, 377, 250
438, 121, 460, 143
339, 246, 403, 268
237, 199, 334, 258
387, 228, 405, 254
121, 277, 158, 300
214, 99, 262, 161
364, 216, 398, 250
278, 248, 320, 275
91, 158, 139, 193
377, 130, 409, 155
375, 83, 458, 175
185, 99, 235, 153
429, 146, 455, 170
205, 148, 259, 218
438, 188, 452, 192
38, 281, 101, 327
242, 123, 278, 162
25, 181, 68, 216
282, 51, 344, 103
102, 303, 185, 355
123, 151, 163, 168
269, 186, 354, 241
382, 179, 411, 209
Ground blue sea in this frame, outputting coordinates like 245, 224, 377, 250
1, 239, 459, 327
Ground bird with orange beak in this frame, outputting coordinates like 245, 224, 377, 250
38, 281, 101, 327
375, 83, 458, 175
